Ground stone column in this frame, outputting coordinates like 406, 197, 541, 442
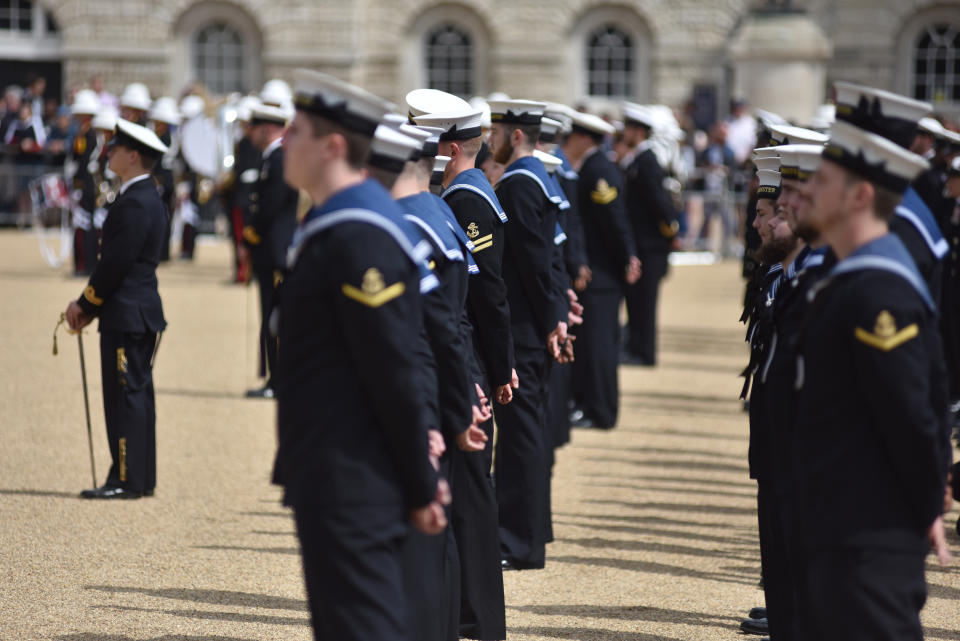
728, 4, 833, 124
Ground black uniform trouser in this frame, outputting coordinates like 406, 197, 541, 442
547, 360, 572, 448
100, 330, 157, 493
940, 290, 960, 399
495, 345, 549, 568
801, 546, 926, 641
757, 481, 798, 641
253, 266, 278, 384
403, 457, 460, 641
572, 286, 622, 428
625, 250, 668, 363
293, 500, 410, 641
454, 355, 507, 640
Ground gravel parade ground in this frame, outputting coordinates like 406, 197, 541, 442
2, 230, 958, 641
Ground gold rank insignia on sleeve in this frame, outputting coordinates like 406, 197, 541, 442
854, 310, 918, 352
472, 234, 493, 253
466, 222, 480, 239
341, 267, 406, 308
591, 178, 618, 205
83, 285, 103, 306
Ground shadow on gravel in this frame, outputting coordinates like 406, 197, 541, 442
614, 426, 748, 442
509, 603, 740, 629
0, 488, 78, 499
552, 518, 756, 546
155, 388, 244, 401
553, 511, 756, 534
588, 498, 756, 516
85, 586, 306, 611
509, 625, 683, 640
195, 545, 298, 555
929, 583, 960, 600
550, 555, 757, 587
927, 627, 960, 640
56, 632, 256, 641
579, 474, 754, 490
583, 456, 749, 475
584, 481, 755, 501
90, 604, 309, 626
559, 536, 755, 561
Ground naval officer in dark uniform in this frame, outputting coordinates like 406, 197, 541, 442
621, 103, 681, 366
65, 119, 169, 499
241, 101, 298, 399
794, 112, 952, 640
565, 111, 641, 429
274, 69, 448, 641
67, 90, 102, 276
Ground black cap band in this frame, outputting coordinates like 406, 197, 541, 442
491, 110, 541, 126
757, 185, 781, 200
571, 124, 604, 142
835, 98, 918, 149
438, 125, 482, 142
112, 128, 161, 159
421, 141, 439, 157
296, 93, 379, 136
822, 143, 911, 193
431, 170, 445, 185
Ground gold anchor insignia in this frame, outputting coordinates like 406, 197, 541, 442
466, 222, 480, 239
362, 268, 385, 295
591, 178, 618, 204
854, 309, 919, 352
342, 267, 405, 308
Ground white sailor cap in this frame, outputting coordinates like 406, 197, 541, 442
92, 106, 118, 132
777, 144, 824, 181
469, 96, 492, 128
431, 155, 451, 185
949, 155, 960, 175
756, 169, 781, 199
752, 146, 780, 160
120, 83, 151, 112
70, 89, 100, 116
294, 69, 394, 137
768, 123, 829, 146
368, 124, 421, 173
412, 107, 483, 141
538, 117, 564, 143
249, 102, 291, 126
533, 149, 562, 173
918, 117, 944, 137
544, 104, 574, 135
488, 99, 546, 126
809, 104, 836, 131
755, 109, 789, 131
752, 156, 781, 172
113, 118, 169, 157
402, 124, 443, 158
834, 81, 931, 148
180, 95, 206, 120
823, 119, 929, 193
622, 102, 656, 129
260, 79, 293, 109
148, 96, 181, 126
381, 113, 409, 131
405, 89, 471, 119
569, 110, 616, 138
236, 95, 261, 123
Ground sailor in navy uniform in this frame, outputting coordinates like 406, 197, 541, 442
273, 69, 448, 641
912, 118, 960, 229
414, 104, 508, 641
66, 90, 102, 276
939, 157, 960, 406
410, 91, 517, 420
487, 98, 570, 570
621, 103, 681, 366
794, 117, 951, 641
564, 110, 641, 430
833, 83, 948, 301
147, 97, 180, 263
64, 119, 169, 499
241, 102, 298, 399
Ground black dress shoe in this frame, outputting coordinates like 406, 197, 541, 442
570, 415, 613, 430
740, 617, 768, 635
501, 557, 544, 571
80, 486, 143, 500
245, 386, 275, 399
747, 606, 767, 620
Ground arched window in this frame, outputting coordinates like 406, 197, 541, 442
586, 26, 634, 98
424, 24, 473, 98
193, 22, 246, 95
912, 23, 960, 105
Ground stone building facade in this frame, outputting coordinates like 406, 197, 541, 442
1, 0, 959, 121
